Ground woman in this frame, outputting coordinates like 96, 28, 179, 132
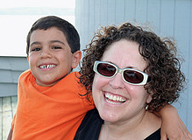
75, 22, 192, 139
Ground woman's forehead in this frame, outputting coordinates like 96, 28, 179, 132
101, 40, 147, 70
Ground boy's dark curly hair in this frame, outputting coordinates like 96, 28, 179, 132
79, 22, 186, 112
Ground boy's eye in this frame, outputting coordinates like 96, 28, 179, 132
31, 47, 41, 52
52, 46, 62, 49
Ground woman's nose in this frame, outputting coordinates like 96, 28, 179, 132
109, 73, 125, 89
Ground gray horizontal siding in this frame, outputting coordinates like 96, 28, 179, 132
0, 70, 24, 83
0, 56, 28, 71
0, 56, 28, 97
0, 83, 18, 97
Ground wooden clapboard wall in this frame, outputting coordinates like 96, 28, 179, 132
75, 0, 192, 132
0, 56, 28, 97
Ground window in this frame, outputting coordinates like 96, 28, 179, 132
0, 0, 75, 56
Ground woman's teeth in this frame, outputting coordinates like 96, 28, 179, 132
104, 93, 126, 104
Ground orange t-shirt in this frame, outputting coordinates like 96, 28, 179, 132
11, 70, 94, 140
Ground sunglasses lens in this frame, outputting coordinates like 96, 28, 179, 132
97, 63, 116, 77
124, 70, 144, 84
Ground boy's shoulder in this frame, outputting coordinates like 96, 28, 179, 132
60, 72, 81, 88
19, 69, 33, 81
67, 71, 80, 78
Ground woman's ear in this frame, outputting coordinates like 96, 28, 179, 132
146, 94, 152, 104
71, 50, 82, 69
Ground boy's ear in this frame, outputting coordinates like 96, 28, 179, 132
71, 50, 82, 69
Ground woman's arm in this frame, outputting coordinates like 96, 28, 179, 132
158, 104, 192, 140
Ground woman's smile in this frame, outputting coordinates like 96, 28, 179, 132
104, 92, 127, 104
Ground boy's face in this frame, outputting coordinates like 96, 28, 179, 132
27, 27, 81, 87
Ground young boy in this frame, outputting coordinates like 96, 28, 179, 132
8, 16, 94, 140
8, 16, 192, 140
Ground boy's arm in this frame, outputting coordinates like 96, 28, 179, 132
157, 104, 192, 140
7, 129, 13, 140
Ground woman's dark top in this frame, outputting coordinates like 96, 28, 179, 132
74, 109, 161, 140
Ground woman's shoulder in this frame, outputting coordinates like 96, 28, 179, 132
74, 109, 103, 140
144, 128, 161, 140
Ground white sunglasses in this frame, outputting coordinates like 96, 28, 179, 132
93, 61, 150, 85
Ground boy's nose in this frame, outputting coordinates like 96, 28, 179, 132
109, 73, 125, 89
40, 48, 52, 58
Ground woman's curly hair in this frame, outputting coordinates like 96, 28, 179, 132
79, 22, 186, 112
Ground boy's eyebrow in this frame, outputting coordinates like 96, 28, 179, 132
30, 41, 41, 46
50, 40, 65, 45
30, 40, 65, 46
